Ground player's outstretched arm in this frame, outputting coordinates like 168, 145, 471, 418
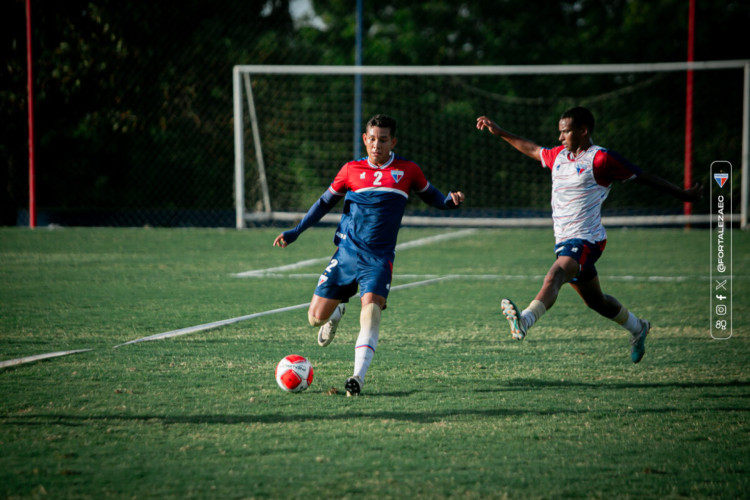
272, 190, 342, 248
634, 171, 704, 203
417, 184, 465, 210
476, 116, 542, 161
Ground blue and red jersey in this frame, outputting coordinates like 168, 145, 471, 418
328, 153, 432, 258
282, 152, 457, 259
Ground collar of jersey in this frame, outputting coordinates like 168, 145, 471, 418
566, 145, 597, 161
367, 152, 395, 169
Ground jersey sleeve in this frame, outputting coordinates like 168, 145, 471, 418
540, 145, 565, 169
281, 188, 342, 245
409, 162, 430, 193
593, 149, 642, 186
416, 183, 460, 210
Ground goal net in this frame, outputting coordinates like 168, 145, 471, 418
233, 62, 748, 229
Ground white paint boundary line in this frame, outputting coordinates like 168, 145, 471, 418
5, 231, 474, 364
5, 271, 722, 362
232, 228, 477, 277
0, 349, 94, 370
393, 228, 477, 251
236, 273, 718, 283
113, 303, 310, 348
113, 276, 457, 348
118, 229, 475, 347
3, 270, 726, 364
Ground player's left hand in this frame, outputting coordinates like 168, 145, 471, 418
450, 191, 465, 206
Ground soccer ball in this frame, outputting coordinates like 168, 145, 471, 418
275, 355, 313, 392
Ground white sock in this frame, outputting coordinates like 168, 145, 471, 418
329, 303, 344, 322
353, 303, 381, 383
521, 299, 547, 331
613, 307, 642, 335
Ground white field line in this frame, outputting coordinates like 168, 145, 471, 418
6, 230, 474, 363
113, 276, 458, 348
112, 272, 714, 349
113, 303, 311, 348
235, 273, 711, 283
4, 271, 718, 363
232, 228, 477, 278
0, 349, 93, 370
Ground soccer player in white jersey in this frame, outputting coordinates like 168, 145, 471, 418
476, 107, 702, 363
274, 114, 465, 395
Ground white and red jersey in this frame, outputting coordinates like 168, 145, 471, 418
540, 145, 641, 243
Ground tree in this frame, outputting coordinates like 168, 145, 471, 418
1, 0, 747, 225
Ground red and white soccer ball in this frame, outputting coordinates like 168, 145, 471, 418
275, 355, 314, 392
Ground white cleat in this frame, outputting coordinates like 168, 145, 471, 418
318, 304, 345, 347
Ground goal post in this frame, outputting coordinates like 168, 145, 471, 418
233, 61, 749, 229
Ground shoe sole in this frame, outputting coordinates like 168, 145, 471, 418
501, 298, 525, 340
345, 377, 361, 397
631, 321, 651, 363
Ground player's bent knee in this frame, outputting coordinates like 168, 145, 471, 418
308, 310, 327, 327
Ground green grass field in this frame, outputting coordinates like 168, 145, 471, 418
1, 226, 748, 499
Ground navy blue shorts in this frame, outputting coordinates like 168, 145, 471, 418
554, 238, 607, 283
314, 246, 393, 301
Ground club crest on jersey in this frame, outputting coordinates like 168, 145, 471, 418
576, 162, 587, 175
360, 172, 366, 180
317, 275, 328, 286
391, 170, 404, 183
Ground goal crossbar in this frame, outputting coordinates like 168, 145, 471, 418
234, 60, 748, 76
233, 61, 750, 229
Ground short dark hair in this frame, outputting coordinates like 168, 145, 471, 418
366, 114, 397, 137
561, 106, 595, 135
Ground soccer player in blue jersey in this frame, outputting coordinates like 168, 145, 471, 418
274, 114, 465, 395
476, 107, 702, 363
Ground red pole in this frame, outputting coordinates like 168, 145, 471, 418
26, 0, 36, 228
683, 0, 695, 218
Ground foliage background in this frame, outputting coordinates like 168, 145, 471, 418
2, 0, 749, 226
